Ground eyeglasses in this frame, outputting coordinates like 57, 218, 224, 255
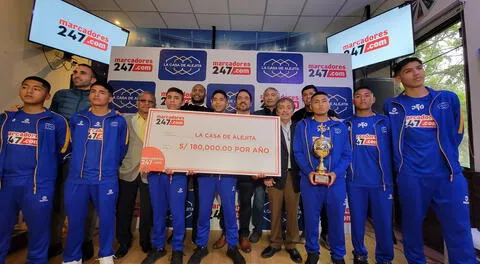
138, 99, 155, 104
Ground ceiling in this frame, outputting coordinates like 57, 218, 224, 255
64, 0, 403, 34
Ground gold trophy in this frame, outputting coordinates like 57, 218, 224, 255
312, 124, 332, 185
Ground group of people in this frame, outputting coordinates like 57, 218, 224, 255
0, 57, 475, 264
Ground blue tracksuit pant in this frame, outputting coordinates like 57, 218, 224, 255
63, 181, 118, 262
301, 176, 346, 260
397, 173, 475, 264
196, 175, 237, 248
0, 180, 54, 264
148, 173, 187, 251
347, 184, 394, 262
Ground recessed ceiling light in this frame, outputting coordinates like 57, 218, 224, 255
115, 20, 121, 25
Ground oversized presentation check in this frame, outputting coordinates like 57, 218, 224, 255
140, 109, 281, 176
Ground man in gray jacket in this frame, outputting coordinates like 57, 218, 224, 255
49, 64, 97, 260
114, 91, 156, 259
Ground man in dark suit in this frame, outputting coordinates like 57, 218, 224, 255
260, 97, 302, 263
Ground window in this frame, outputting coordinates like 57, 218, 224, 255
414, 21, 471, 168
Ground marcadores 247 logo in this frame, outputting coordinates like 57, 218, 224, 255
211, 61, 251, 75
155, 114, 184, 126
343, 30, 390, 56
58, 19, 109, 51
307, 64, 347, 78
113, 58, 153, 72
158, 49, 207, 81
257, 53, 303, 84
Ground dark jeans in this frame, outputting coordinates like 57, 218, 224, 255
116, 176, 153, 248
252, 181, 265, 234
237, 179, 254, 238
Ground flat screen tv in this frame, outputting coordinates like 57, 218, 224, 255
327, 4, 414, 70
28, 0, 130, 64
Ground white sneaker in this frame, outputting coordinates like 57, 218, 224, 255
98, 256, 115, 264
62, 259, 82, 264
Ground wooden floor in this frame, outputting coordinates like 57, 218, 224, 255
6, 226, 415, 264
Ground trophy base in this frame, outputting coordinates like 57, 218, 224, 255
314, 173, 330, 185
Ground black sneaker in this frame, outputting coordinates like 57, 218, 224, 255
331, 257, 346, 264
227, 246, 246, 264
188, 246, 209, 264
81, 239, 94, 261
171, 250, 183, 264
141, 248, 167, 264
305, 252, 319, 264
353, 255, 368, 264
114, 244, 130, 259
248, 232, 261, 243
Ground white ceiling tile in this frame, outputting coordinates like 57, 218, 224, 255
196, 14, 230, 30
190, 0, 228, 14
229, 0, 266, 15
230, 15, 263, 31
263, 15, 298, 32
266, 0, 305, 15
302, 0, 346, 16
115, 0, 156, 12
294, 16, 333, 32
338, 0, 381, 16
151, 0, 193, 13
127, 12, 166, 28
161, 13, 199, 29
325, 16, 361, 35
77, 0, 120, 10
92, 11, 135, 28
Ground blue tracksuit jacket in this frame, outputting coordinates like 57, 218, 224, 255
67, 108, 128, 184
383, 87, 475, 264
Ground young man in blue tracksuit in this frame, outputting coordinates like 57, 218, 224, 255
63, 82, 128, 264
383, 57, 475, 264
0, 76, 69, 264
187, 89, 245, 264
345, 87, 394, 264
142, 87, 188, 264
293, 91, 352, 264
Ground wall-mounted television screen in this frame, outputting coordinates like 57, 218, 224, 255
28, 0, 130, 64
327, 4, 414, 70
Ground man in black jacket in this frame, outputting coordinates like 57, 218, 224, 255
49, 64, 97, 261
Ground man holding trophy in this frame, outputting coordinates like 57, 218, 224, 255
293, 91, 352, 264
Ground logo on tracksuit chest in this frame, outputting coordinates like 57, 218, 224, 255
355, 134, 377, 146
405, 115, 437, 128
7, 131, 38, 146
358, 122, 368, 128
88, 128, 104, 140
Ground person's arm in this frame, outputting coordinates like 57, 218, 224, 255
55, 115, 71, 163
118, 117, 129, 162
293, 121, 313, 176
451, 92, 464, 146
332, 124, 352, 178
